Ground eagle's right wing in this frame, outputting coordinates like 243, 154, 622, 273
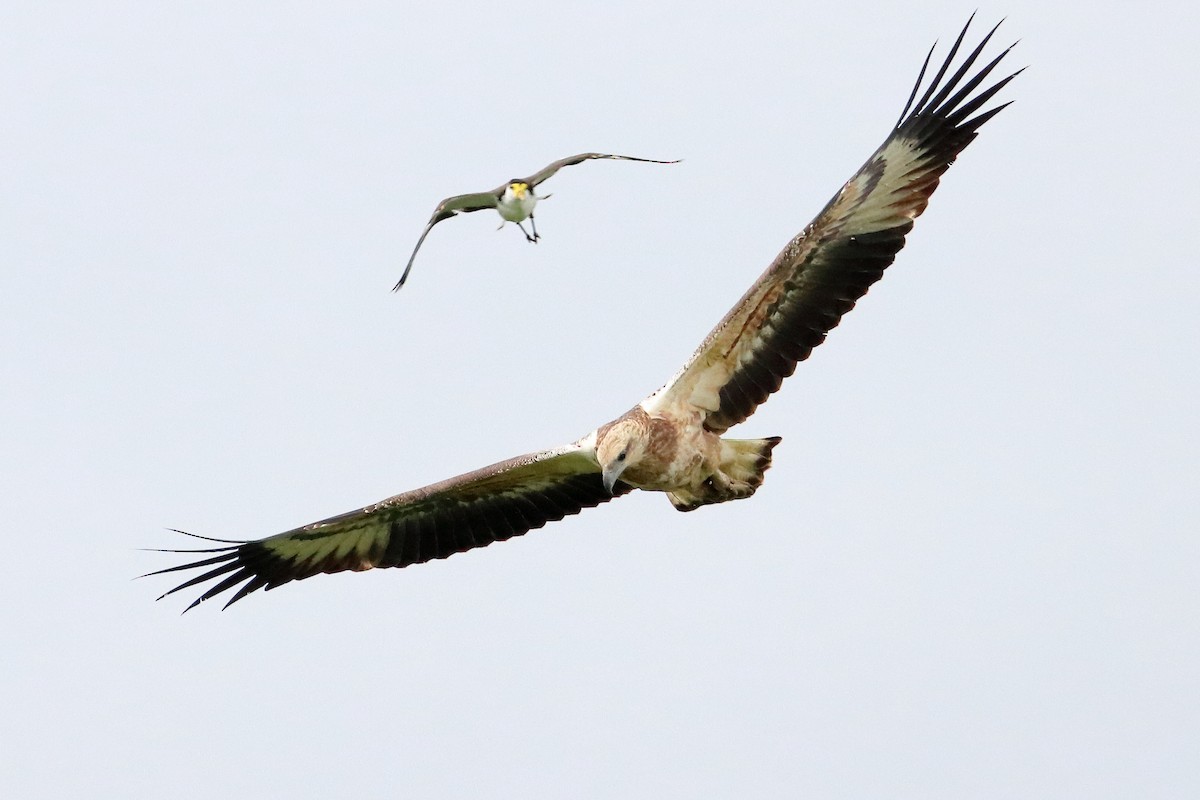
147, 442, 632, 611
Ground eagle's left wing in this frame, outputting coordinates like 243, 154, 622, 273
147, 442, 632, 611
645, 17, 1019, 434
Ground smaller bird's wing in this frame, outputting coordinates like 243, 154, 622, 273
394, 191, 501, 290
522, 152, 680, 188
146, 443, 632, 611
645, 17, 1018, 434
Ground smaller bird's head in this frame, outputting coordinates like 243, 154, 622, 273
595, 417, 649, 494
506, 181, 530, 200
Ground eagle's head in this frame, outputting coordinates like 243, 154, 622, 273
595, 415, 650, 494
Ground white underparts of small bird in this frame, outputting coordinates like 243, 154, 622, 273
150, 16, 1021, 610
494, 181, 543, 242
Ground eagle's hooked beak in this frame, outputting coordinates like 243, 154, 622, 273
602, 461, 625, 495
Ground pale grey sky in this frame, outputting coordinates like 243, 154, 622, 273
3, 1, 1198, 797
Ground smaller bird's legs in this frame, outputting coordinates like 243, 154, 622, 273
517, 216, 540, 244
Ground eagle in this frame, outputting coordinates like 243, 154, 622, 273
150, 18, 1019, 611
394, 152, 680, 290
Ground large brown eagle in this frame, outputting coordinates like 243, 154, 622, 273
150, 17, 1020, 611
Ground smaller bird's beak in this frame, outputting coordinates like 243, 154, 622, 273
511, 182, 528, 199
602, 463, 624, 495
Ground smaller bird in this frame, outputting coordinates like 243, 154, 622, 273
394, 152, 680, 290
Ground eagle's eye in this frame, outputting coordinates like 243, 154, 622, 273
617, 451, 626, 462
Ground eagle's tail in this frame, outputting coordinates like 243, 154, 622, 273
667, 436, 782, 512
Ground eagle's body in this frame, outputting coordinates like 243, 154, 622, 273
150, 17, 1020, 611
593, 406, 778, 511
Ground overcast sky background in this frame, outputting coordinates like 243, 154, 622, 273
4, 1, 1198, 797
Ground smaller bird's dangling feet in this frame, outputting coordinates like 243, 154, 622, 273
517, 219, 540, 244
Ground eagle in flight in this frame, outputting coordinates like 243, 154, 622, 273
394, 152, 680, 290
150, 17, 1020, 611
